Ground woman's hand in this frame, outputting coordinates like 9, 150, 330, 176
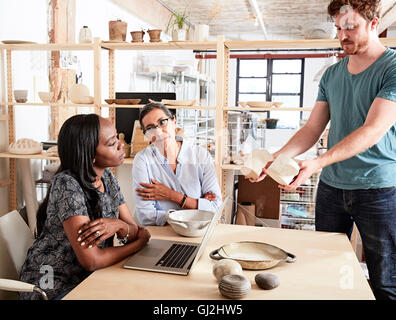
77, 218, 124, 248
136, 179, 173, 201
136, 225, 151, 245
203, 191, 217, 201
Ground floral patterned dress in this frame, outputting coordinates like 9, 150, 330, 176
19, 169, 125, 300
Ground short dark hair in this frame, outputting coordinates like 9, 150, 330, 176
139, 102, 175, 130
328, 0, 382, 21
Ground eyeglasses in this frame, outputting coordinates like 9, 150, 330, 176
143, 118, 170, 135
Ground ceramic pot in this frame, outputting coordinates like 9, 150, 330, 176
78, 26, 92, 43
266, 154, 300, 186
172, 28, 187, 41
147, 29, 162, 42
109, 20, 127, 41
13, 90, 28, 103
130, 30, 144, 42
194, 24, 209, 41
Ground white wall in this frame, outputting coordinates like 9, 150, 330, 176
0, 0, 48, 215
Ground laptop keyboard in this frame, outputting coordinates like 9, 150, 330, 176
156, 243, 197, 269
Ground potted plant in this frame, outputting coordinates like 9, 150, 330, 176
166, 10, 190, 41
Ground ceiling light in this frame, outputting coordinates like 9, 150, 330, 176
248, 0, 268, 39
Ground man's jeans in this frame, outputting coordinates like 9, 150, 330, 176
315, 180, 396, 300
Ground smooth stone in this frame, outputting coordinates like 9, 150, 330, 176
212, 259, 243, 282
255, 273, 280, 290
219, 274, 251, 299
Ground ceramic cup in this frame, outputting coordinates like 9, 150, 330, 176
240, 149, 273, 180
13, 90, 28, 103
266, 154, 300, 185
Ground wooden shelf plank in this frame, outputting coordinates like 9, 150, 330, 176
1, 43, 95, 51
225, 38, 396, 50
0, 152, 59, 161
103, 104, 216, 110
101, 41, 218, 51
0, 152, 135, 166
3, 102, 96, 107
225, 106, 313, 112
221, 164, 242, 170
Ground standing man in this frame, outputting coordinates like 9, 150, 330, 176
255, 0, 396, 299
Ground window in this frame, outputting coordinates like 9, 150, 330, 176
236, 58, 305, 128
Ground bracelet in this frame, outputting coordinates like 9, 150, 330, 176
119, 222, 130, 245
180, 193, 188, 208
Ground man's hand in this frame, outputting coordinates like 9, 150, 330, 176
280, 158, 322, 191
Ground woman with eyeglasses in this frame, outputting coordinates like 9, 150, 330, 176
132, 102, 222, 226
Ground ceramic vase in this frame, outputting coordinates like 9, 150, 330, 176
109, 20, 127, 41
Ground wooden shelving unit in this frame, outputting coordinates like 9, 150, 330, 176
2, 36, 396, 217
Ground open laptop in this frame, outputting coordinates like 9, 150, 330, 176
124, 197, 228, 275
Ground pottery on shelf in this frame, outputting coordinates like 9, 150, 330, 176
130, 30, 145, 42
13, 90, 28, 103
78, 26, 92, 43
118, 133, 131, 158
38, 92, 54, 103
194, 24, 209, 41
147, 29, 162, 42
109, 20, 127, 41
69, 84, 93, 104
9, 138, 42, 155
172, 28, 187, 41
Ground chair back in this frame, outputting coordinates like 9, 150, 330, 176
0, 210, 34, 299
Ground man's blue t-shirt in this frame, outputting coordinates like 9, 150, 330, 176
317, 48, 396, 190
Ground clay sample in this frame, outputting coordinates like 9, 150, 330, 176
218, 274, 251, 299
9, 138, 42, 155
69, 84, 93, 104
212, 259, 243, 282
240, 149, 273, 180
255, 273, 280, 290
266, 154, 300, 185
118, 133, 131, 158
109, 20, 127, 41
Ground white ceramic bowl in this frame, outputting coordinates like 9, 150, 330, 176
13, 90, 28, 103
166, 209, 214, 237
38, 91, 54, 103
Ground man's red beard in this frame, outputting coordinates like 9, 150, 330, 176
341, 37, 369, 55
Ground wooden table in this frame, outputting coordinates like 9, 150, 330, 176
63, 224, 374, 300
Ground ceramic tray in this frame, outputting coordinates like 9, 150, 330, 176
105, 99, 141, 105
238, 101, 283, 108
210, 241, 296, 270
161, 99, 196, 106
2, 40, 37, 44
